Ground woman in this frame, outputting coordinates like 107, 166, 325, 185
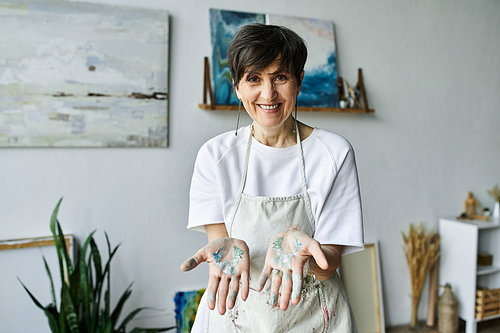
181, 23, 364, 332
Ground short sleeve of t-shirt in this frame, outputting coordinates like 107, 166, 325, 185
310, 132, 364, 256
187, 141, 225, 233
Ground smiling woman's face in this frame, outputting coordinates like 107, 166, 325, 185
235, 60, 303, 134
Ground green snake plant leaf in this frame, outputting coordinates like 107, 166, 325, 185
90, 237, 102, 330
49, 198, 63, 237
90, 238, 103, 286
100, 320, 112, 333
61, 283, 79, 333
58, 304, 68, 333
68, 253, 81, 315
50, 199, 66, 289
103, 232, 121, 318
42, 254, 57, 308
18, 278, 61, 333
79, 230, 97, 332
56, 221, 73, 278
110, 283, 133, 327
116, 306, 156, 332
105, 233, 112, 318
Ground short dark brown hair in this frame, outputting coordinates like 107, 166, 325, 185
227, 23, 308, 89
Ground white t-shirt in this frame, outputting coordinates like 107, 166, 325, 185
188, 125, 364, 255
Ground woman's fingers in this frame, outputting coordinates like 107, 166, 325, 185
180, 256, 199, 272
180, 243, 213, 272
280, 270, 292, 310
240, 270, 250, 301
307, 240, 329, 270
257, 266, 271, 291
227, 276, 239, 309
217, 276, 230, 315
269, 269, 283, 306
206, 271, 220, 310
291, 271, 303, 305
289, 257, 306, 305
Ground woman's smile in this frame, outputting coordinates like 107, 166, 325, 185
258, 103, 282, 112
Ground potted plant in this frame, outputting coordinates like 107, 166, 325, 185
19, 198, 176, 333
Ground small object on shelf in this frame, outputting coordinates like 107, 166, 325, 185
478, 252, 493, 266
457, 191, 490, 221
339, 99, 348, 108
337, 76, 346, 100
198, 57, 374, 113
345, 79, 361, 108
488, 185, 500, 202
488, 185, 500, 219
438, 284, 459, 333
475, 286, 500, 320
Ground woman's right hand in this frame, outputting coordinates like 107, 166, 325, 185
180, 238, 250, 315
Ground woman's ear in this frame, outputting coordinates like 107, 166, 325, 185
234, 84, 241, 100
297, 71, 305, 95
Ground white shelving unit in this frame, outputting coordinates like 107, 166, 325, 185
439, 217, 500, 333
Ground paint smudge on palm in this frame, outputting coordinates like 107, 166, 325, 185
212, 246, 229, 262
213, 245, 244, 275
272, 236, 302, 269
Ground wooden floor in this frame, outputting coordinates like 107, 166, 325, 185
387, 318, 500, 333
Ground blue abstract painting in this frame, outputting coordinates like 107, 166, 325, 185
174, 289, 205, 333
267, 15, 339, 108
209, 9, 265, 106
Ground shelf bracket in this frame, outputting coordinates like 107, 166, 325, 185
356, 68, 370, 113
203, 57, 215, 109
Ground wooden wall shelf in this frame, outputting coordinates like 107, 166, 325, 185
200, 57, 374, 114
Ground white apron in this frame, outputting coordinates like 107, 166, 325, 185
204, 129, 356, 333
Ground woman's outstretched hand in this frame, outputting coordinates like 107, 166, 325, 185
180, 238, 250, 315
257, 230, 328, 310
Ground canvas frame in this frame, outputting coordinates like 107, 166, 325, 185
340, 242, 386, 333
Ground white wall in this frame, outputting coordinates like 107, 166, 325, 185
1, 0, 499, 329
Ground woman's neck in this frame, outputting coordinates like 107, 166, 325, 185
252, 119, 313, 148
252, 119, 295, 148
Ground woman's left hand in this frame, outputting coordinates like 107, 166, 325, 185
257, 230, 328, 310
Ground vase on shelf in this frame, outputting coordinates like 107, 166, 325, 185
494, 201, 500, 220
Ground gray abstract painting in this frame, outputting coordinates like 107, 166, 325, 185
0, 1, 169, 147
